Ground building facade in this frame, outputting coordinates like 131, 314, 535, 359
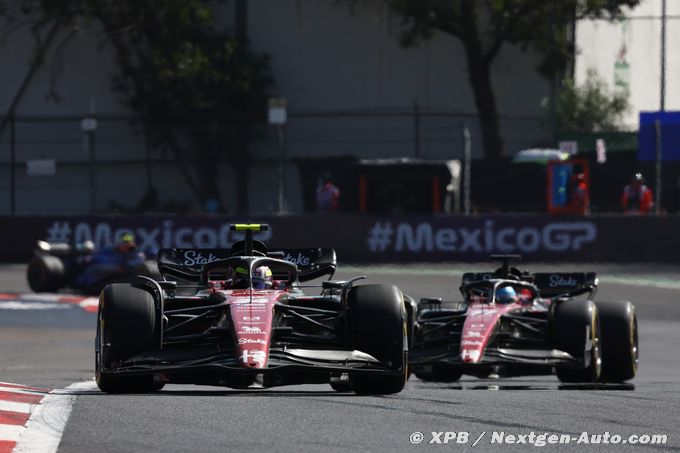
0, 1, 553, 214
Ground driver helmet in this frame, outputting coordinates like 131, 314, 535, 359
632, 172, 644, 184
496, 286, 517, 304
116, 233, 136, 252
252, 266, 273, 289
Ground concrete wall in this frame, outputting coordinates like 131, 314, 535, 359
0, 1, 553, 214
576, 0, 680, 128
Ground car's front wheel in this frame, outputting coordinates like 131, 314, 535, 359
553, 300, 602, 383
347, 284, 408, 395
96, 283, 163, 393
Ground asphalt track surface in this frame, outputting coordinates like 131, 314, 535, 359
1, 263, 678, 452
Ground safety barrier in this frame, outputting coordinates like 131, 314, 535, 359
1, 214, 678, 263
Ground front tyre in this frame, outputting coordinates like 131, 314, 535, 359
348, 284, 408, 395
595, 301, 638, 382
553, 300, 602, 383
96, 283, 163, 393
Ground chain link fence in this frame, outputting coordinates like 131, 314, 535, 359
0, 111, 552, 214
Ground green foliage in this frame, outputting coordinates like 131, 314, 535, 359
343, 0, 640, 158
556, 69, 629, 132
348, 0, 639, 77
1, 0, 273, 209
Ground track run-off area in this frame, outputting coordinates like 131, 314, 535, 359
0, 263, 678, 452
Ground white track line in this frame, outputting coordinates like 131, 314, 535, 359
13, 380, 97, 453
0, 302, 70, 310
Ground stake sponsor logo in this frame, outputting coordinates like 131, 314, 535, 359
549, 274, 579, 287
183, 251, 220, 267
282, 252, 311, 266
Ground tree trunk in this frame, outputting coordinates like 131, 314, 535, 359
464, 49, 504, 159
459, 0, 504, 159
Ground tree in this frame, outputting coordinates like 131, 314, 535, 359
0, 1, 273, 212
555, 69, 629, 132
344, 0, 639, 159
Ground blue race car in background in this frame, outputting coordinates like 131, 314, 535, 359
27, 235, 160, 295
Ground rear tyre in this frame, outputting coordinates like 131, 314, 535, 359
329, 381, 353, 392
96, 283, 163, 393
348, 284, 408, 395
595, 301, 638, 382
27, 255, 65, 293
553, 300, 602, 383
414, 363, 462, 382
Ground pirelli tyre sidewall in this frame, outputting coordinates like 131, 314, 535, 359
96, 283, 163, 393
595, 300, 638, 382
347, 284, 408, 395
553, 299, 602, 383
27, 255, 65, 293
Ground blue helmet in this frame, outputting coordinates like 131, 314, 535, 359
496, 286, 517, 304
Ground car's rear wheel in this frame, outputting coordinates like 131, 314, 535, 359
348, 284, 408, 395
329, 380, 352, 392
96, 283, 163, 393
27, 255, 65, 293
596, 301, 638, 382
553, 300, 602, 383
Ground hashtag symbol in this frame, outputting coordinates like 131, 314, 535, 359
367, 222, 394, 252
46, 222, 72, 243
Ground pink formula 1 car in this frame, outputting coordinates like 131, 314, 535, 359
95, 224, 408, 395
410, 256, 638, 384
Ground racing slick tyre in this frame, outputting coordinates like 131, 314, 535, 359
553, 300, 602, 383
595, 301, 638, 382
347, 284, 408, 395
414, 363, 463, 382
27, 255, 65, 293
96, 283, 164, 393
330, 381, 353, 392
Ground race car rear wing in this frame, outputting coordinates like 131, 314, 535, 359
157, 248, 337, 282
461, 271, 598, 298
531, 272, 598, 298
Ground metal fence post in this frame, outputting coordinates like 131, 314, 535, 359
655, 119, 662, 214
277, 124, 287, 214
90, 129, 96, 212
9, 115, 16, 214
412, 99, 421, 158
463, 125, 471, 216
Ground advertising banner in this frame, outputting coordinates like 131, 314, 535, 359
1, 214, 678, 263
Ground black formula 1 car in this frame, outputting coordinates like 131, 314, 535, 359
95, 224, 409, 395
27, 240, 159, 294
410, 256, 638, 383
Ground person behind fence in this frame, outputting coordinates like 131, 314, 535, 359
568, 172, 589, 214
621, 173, 654, 214
315, 173, 340, 212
